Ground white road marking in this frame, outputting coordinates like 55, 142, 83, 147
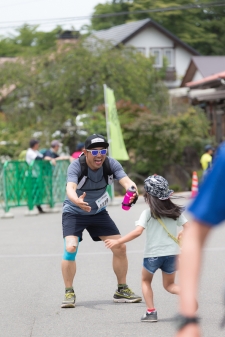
0, 247, 224, 258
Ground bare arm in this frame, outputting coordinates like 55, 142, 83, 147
179, 221, 210, 316
175, 221, 211, 337
105, 225, 144, 248
66, 182, 91, 212
43, 156, 57, 165
119, 176, 137, 191
55, 155, 72, 161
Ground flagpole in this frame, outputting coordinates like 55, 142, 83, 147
103, 83, 115, 201
103, 84, 111, 156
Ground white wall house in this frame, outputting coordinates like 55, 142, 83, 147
92, 19, 200, 88
181, 56, 225, 87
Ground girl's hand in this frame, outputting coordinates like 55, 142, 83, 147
105, 239, 120, 249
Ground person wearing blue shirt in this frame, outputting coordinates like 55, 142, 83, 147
174, 142, 225, 337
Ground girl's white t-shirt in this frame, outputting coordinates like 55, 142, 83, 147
135, 208, 187, 258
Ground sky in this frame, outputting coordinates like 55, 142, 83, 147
0, 0, 105, 37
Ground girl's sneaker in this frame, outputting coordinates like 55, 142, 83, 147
141, 311, 158, 322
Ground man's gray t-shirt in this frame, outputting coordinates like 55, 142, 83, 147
63, 157, 127, 215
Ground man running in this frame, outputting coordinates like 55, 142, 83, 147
61, 134, 142, 308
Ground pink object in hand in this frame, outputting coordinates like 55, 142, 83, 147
122, 186, 136, 211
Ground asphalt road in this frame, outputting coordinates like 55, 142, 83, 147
0, 194, 225, 337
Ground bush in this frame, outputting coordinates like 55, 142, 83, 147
170, 184, 183, 192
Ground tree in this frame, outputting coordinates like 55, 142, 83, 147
130, 0, 225, 55
0, 39, 165, 157
91, 1, 131, 31
90, 0, 225, 55
0, 25, 61, 57
84, 100, 211, 176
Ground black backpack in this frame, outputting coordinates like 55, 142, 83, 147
77, 154, 114, 190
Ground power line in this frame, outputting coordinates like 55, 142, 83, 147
0, 0, 47, 9
1, 1, 225, 24
0, 1, 224, 30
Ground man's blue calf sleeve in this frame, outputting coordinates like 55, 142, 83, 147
63, 237, 79, 261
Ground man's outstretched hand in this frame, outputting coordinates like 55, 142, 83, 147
75, 192, 91, 212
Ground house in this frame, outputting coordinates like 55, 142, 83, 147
92, 18, 200, 88
181, 56, 225, 87
57, 30, 79, 48
185, 71, 225, 143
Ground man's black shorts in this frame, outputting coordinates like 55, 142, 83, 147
62, 210, 120, 241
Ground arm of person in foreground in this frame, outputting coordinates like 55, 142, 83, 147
66, 182, 91, 212
105, 225, 145, 248
175, 221, 211, 337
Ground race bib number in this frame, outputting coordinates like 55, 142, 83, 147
95, 191, 110, 214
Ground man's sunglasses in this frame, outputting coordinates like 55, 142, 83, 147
86, 149, 107, 156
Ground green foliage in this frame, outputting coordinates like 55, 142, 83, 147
86, 101, 211, 175
169, 184, 182, 192
0, 39, 165, 157
91, 1, 131, 31
91, 0, 225, 55
0, 25, 60, 57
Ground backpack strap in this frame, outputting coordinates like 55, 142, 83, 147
102, 157, 114, 185
157, 217, 180, 246
77, 155, 114, 189
77, 154, 88, 189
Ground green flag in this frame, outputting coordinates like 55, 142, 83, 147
105, 86, 129, 161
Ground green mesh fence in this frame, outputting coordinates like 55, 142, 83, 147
52, 160, 69, 204
2, 161, 30, 212
0, 160, 70, 213
0, 162, 4, 211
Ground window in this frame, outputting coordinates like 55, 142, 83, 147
164, 49, 174, 67
136, 47, 146, 56
150, 49, 162, 67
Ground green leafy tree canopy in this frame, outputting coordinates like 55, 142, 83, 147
91, 0, 225, 55
0, 39, 165, 157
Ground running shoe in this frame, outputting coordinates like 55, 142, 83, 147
113, 286, 142, 303
61, 289, 76, 308
141, 311, 158, 322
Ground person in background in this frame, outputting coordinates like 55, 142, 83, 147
26, 139, 53, 213
71, 142, 85, 159
44, 140, 73, 163
200, 145, 213, 174
174, 142, 225, 337
26, 139, 53, 164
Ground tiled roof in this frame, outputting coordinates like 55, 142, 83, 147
91, 18, 199, 55
192, 56, 225, 77
186, 71, 225, 88
92, 19, 150, 45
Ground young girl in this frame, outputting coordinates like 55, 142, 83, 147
105, 174, 188, 322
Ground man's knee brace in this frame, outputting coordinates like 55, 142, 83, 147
63, 237, 79, 261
